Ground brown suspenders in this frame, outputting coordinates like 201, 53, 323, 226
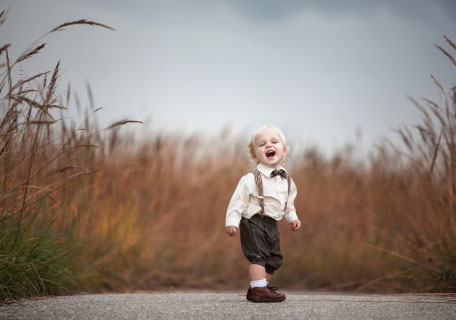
253, 170, 292, 218
253, 170, 265, 217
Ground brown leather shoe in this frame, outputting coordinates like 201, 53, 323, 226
249, 286, 286, 303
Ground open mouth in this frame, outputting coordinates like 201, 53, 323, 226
266, 150, 276, 158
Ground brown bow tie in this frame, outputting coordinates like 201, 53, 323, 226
271, 169, 287, 179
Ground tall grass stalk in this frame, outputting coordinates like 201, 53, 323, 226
0, 14, 119, 301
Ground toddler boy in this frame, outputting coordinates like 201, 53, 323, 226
225, 125, 301, 302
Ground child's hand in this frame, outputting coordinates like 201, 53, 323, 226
290, 219, 301, 231
225, 226, 238, 236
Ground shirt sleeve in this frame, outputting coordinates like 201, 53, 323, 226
284, 178, 299, 223
225, 176, 250, 227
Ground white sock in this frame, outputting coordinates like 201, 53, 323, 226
250, 278, 267, 288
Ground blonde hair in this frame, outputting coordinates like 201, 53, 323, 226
248, 125, 289, 163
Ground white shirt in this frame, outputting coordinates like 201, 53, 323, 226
225, 163, 299, 227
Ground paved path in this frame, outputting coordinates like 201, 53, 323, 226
1, 292, 455, 320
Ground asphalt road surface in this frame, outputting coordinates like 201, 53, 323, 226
1, 292, 455, 320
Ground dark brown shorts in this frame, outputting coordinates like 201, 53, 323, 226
239, 214, 283, 274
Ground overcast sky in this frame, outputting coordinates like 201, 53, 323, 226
2, 0, 456, 155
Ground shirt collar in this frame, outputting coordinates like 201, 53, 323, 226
257, 163, 287, 178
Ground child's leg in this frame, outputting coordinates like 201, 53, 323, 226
248, 265, 276, 287
248, 263, 268, 289
249, 263, 266, 281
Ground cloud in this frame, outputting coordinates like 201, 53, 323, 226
2, 0, 455, 155
224, 0, 456, 27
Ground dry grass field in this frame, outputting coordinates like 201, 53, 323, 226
1, 14, 455, 301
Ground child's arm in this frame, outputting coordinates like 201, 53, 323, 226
225, 175, 250, 236
284, 178, 301, 231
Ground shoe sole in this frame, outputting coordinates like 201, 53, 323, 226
249, 297, 286, 303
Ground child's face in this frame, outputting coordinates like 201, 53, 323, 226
253, 128, 287, 168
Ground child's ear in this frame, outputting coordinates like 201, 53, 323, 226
283, 146, 288, 157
